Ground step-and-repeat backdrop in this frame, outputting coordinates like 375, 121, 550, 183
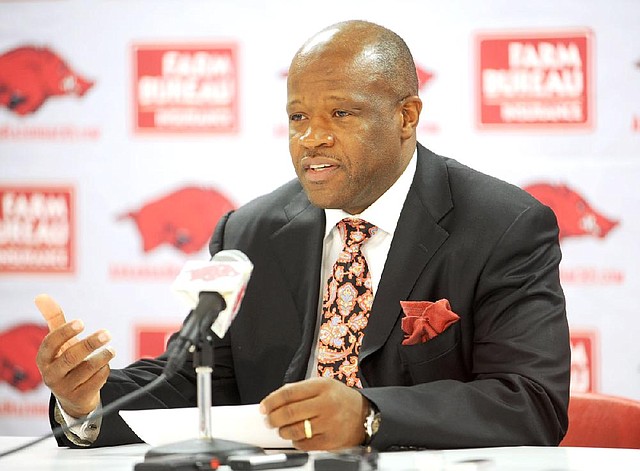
1, 0, 639, 435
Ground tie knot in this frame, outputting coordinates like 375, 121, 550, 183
338, 218, 377, 249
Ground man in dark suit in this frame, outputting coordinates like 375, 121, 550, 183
36, 20, 570, 451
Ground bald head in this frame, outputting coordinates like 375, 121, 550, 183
290, 20, 419, 101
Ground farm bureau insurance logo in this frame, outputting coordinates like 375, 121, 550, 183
476, 29, 593, 130
0, 186, 75, 273
133, 43, 239, 133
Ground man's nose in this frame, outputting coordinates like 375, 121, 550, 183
298, 121, 334, 148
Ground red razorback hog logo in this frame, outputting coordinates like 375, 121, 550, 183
0, 45, 94, 115
524, 183, 619, 241
119, 186, 235, 254
0, 323, 48, 392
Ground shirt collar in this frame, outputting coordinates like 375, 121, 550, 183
323, 148, 418, 238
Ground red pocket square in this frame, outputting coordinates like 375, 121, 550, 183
400, 299, 460, 346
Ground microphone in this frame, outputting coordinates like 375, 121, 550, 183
164, 250, 253, 377
173, 249, 253, 339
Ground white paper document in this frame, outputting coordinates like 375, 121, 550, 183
120, 404, 293, 449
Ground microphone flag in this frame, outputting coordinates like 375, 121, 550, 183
172, 250, 252, 338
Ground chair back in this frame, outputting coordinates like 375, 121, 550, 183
560, 392, 640, 448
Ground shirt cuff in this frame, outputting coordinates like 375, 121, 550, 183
54, 399, 102, 446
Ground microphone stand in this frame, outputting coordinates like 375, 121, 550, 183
195, 338, 215, 442
143, 325, 262, 465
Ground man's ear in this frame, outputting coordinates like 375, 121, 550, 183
400, 96, 422, 139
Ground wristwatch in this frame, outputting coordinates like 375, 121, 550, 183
363, 402, 381, 446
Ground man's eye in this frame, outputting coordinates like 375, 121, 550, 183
334, 110, 350, 118
290, 113, 305, 122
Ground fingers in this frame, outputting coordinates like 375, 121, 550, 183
269, 395, 324, 438
260, 378, 367, 451
35, 293, 78, 351
44, 334, 115, 419
64, 345, 115, 386
44, 328, 113, 384
56, 360, 112, 419
281, 415, 329, 446
261, 379, 326, 432
260, 378, 324, 417
35, 293, 67, 330
260, 379, 325, 445
37, 319, 85, 367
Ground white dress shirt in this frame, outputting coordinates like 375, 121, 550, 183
305, 151, 417, 377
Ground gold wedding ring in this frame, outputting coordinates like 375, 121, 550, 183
303, 419, 313, 439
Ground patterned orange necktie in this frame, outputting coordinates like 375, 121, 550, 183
317, 218, 377, 388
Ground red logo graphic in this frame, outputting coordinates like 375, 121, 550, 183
119, 186, 235, 254
0, 46, 93, 116
135, 324, 180, 360
523, 183, 618, 241
133, 44, 239, 133
570, 330, 598, 393
476, 29, 593, 129
0, 323, 48, 392
415, 63, 439, 134
0, 186, 75, 273
189, 264, 238, 281
415, 64, 435, 90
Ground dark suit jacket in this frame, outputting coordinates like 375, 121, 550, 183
51, 143, 570, 450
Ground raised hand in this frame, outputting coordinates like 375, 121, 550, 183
34, 294, 115, 418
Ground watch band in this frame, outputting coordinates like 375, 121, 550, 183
363, 403, 381, 446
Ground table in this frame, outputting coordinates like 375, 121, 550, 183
2, 436, 640, 470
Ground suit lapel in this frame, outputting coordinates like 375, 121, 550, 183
269, 189, 325, 383
360, 144, 453, 365
271, 145, 454, 382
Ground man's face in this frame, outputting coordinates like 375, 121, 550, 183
287, 51, 408, 215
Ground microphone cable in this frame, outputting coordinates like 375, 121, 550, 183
0, 372, 168, 459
